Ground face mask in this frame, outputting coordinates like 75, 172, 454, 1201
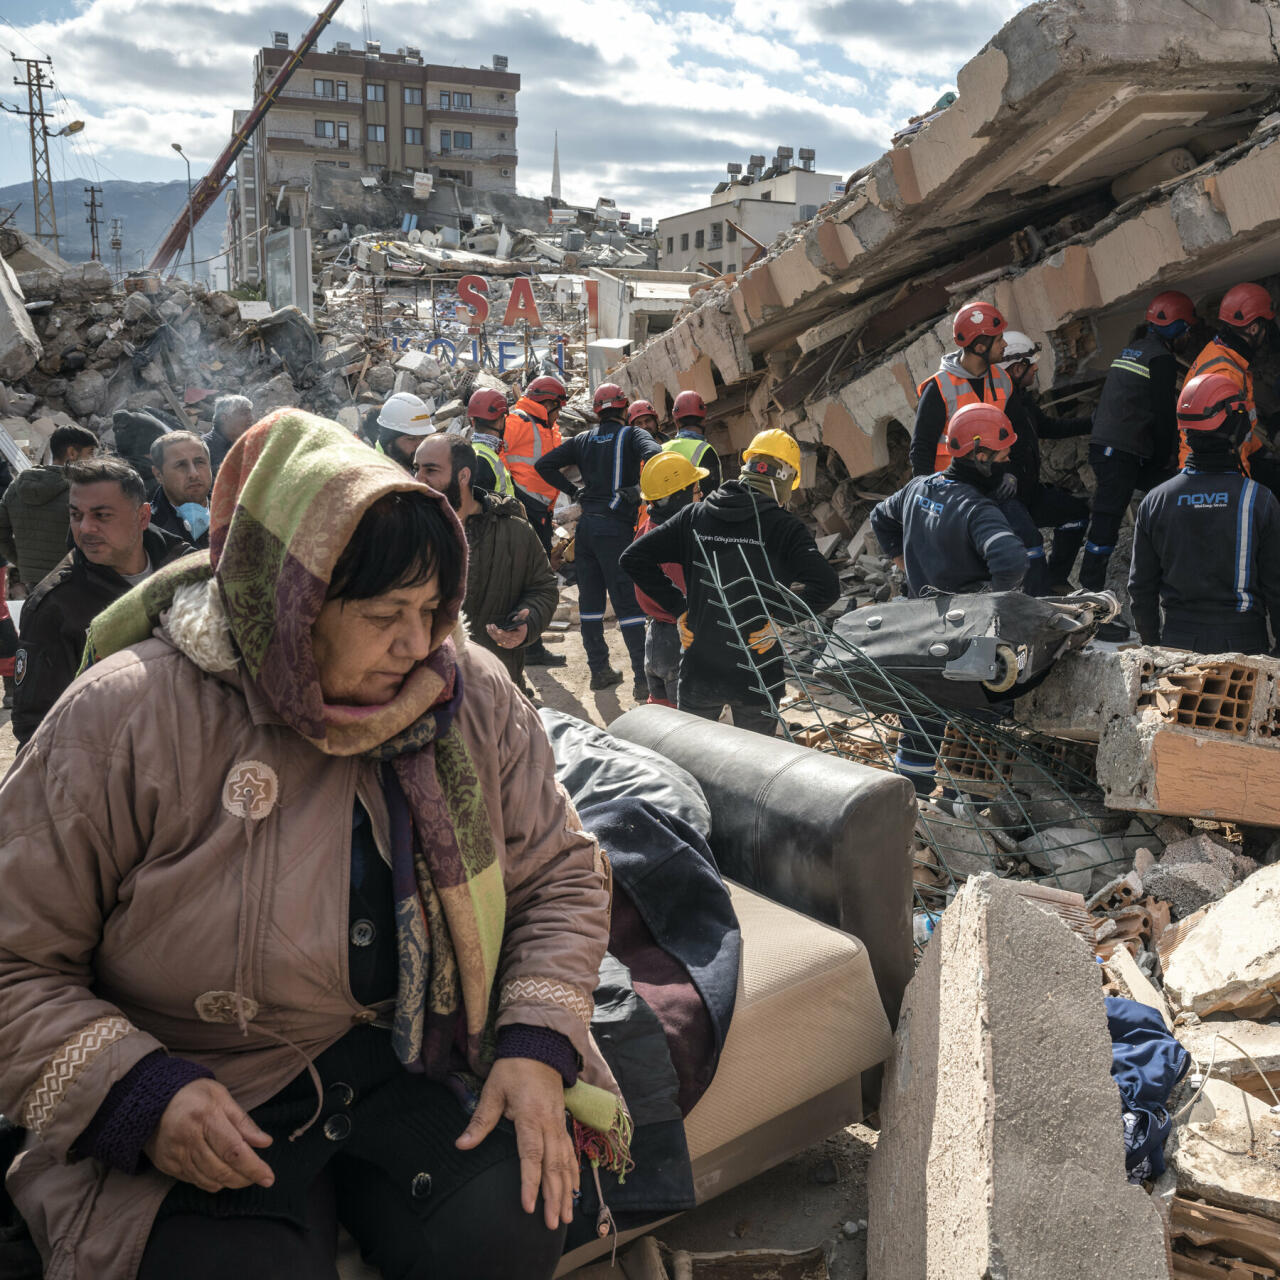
176, 502, 211, 541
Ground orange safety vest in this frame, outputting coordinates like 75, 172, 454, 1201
503, 397, 563, 504
917, 365, 1014, 470
1179, 340, 1260, 472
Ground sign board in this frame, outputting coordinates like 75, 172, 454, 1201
830, 181, 847, 197
549, 208, 577, 225
237, 301, 273, 321
413, 171, 434, 200
594, 200, 620, 223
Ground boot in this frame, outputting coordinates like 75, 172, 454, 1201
631, 677, 650, 701
589, 667, 623, 691
524, 639, 566, 667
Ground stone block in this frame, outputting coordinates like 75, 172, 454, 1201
394, 349, 443, 378
1175, 1018, 1280, 1098
1141, 861, 1232, 920
366, 365, 396, 395
1169, 1077, 1280, 1223
66, 369, 107, 418
122, 292, 156, 325
1163, 863, 1280, 1018
867, 874, 1169, 1280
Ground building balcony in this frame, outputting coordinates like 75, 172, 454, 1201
428, 102, 516, 119
273, 87, 364, 110
265, 131, 355, 153
429, 147, 517, 164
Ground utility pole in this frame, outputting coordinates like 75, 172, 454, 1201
10, 57, 58, 252
84, 184, 103, 261
108, 217, 124, 281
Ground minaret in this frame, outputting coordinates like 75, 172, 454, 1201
551, 131, 562, 202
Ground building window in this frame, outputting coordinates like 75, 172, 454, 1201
314, 119, 335, 138
680, 233, 689, 251
666, 237, 673, 254
453, 92, 472, 109
338, 161, 350, 168
405, 127, 423, 145
337, 123, 348, 144
725, 263, 735, 272
440, 90, 450, 107
760, 191, 771, 201
727, 223, 738, 242
710, 221, 723, 248
694, 229, 704, 248
440, 129, 451, 150
337, 81, 348, 100
709, 261, 723, 273
367, 124, 386, 142
313, 78, 334, 97
404, 86, 423, 105
454, 131, 472, 149
365, 82, 385, 102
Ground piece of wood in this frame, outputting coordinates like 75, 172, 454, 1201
1171, 1198, 1280, 1270
666, 1245, 829, 1280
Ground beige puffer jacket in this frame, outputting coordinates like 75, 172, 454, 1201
0, 582, 612, 1279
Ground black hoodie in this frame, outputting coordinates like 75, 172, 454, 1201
620, 479, 839, 705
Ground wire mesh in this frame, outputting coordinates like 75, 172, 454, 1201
686, 525, 1157, 949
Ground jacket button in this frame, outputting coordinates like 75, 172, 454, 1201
350, 919, 376, 947
329, 1082, 354, 1107
323, 1114, 352, 1142
351, 1009, 378, 1025
411, 1172, 432, 1199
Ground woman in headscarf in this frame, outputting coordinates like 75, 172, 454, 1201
0, 411, 628, 1280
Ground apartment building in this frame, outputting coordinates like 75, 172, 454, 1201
228, 36, 519, 281
657, 149, 845, 275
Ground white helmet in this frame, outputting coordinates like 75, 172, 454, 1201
377, 391, 437, 436
998, 331, 1040, 367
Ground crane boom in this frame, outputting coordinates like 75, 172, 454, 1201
148, 0, 346, 274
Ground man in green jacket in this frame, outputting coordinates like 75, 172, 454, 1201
0, 424, 98, 592
414, 434, 559, 690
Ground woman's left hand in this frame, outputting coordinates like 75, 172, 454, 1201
455, 1057, 578, 1229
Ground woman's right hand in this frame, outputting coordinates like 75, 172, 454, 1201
144, 1079, 275, 1193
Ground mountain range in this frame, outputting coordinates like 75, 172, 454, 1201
0, 178, 229, 275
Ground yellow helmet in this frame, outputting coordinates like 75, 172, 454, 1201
641, 451, 709, 502
742, 429, 802, 490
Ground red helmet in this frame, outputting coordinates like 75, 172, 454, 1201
1177, 372, 1249, 433
1146, 291, 1195, 328
627, 399, 658, 425
1219, 283, 1276, 327
467, 388, 508, 422
672, 390, 707, 420
525, 375, 568, 405
944, 402, 1017, 457
953, 301, 1006, 349
593, 382, 628, 412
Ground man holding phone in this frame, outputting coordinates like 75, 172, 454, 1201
413, 434, 560, 691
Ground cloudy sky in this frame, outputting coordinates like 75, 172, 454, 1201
0, 0, 1023, 222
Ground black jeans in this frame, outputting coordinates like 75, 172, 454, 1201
1025, 484, 1090, 584
995, 497, 1049, 596
576, 513, 646, 679
516, 489, 554, 554
1081, 444, 1174, 590
677, 690, 777, 736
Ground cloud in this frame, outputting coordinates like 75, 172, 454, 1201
0, 0, 1031, 222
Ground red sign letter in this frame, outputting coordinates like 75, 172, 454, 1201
457, 274, 490, 325
502, 277, 543, 329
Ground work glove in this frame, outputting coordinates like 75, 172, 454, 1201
994, 474, 1018, 500
618, 484, 642, 505
744, 618, 782, 656
677, 612, 694, 649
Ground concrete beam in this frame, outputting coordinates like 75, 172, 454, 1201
867, 874, 1169, 1280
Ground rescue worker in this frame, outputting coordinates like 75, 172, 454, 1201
1129, 372, 1280, 655
871, 402, 1029, 794
911, 301, 1048, 593
536, 382, 661, 695
620, 429, 838, 734
663, 391, 722, 492
465, 388, 516, 498
627, 400, 664, 440
999, 331, 1092, 591
505, 374, 567, 553
1080, 290, 1197, 618
375, 391, 438, 470
1181, 282, 1278, 485
632, 451, 708, 706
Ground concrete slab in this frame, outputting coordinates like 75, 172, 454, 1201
867, 874, 1168, 1280
0, 257, 40, 382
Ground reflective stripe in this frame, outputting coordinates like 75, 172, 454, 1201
503, 409, 547, 467
608, 425, 631, 510
664, 435, 711, 466
580, 612, 606, 621
472, 441, 514, 498
619, 615, 647, 627
1057, 519, 1087, 531
1110, 359, 1150, 378
920, 366, 1014, 471
1026, 546, 1046, 559
981, 531, 1022, 554
1236, 479, 1259, 613
1085, 541, 1114, 555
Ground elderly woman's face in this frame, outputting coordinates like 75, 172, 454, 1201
312, 573, 443, 705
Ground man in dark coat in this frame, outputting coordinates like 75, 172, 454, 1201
12, 457, 192, 745
149, 430, 212, 548
414, 434, 559, 691
201, 395, 255, 477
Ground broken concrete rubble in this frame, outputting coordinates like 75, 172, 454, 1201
0, 257, 41, 383
1163, 863, 1280, 1019
1175, 1018, 1280, 1103
1141, 861, 1233, 920
867, 874, 1169, 1280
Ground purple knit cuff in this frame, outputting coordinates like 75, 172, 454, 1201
496, 1024, 580, 1087
74, 1050, 215, 1174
